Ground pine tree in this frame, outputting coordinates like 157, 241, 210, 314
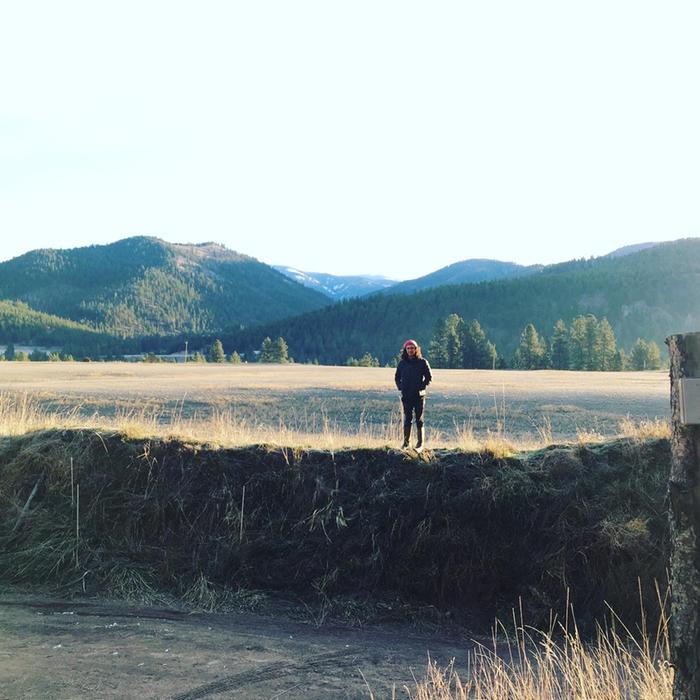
461, 319, 497, 369
209, 339, 226, 363
513, 323, 547, 369
229, 351, 242, 364
569, 314, 600, 370
346, 352, 379, 367
428, 314, 462, 368
646, 341, 662, 369
259, 337, 274, 363
272, 337, 289, 363
598, 318, 617, 371
4, 342, 15, 361
550, 320, 569, 370
428, 331, 447, 368
630, 338, 662, 370
568, 314, 618, 371
612, 348, 627, 371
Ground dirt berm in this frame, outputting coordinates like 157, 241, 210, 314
0, 430, 670, 629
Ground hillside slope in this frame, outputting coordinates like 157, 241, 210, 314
0, 299, 112, 351
217, 238, 700, 363
0, 236, 331, 337
383, 258, 542, 295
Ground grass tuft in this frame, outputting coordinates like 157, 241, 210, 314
409, 589, 672, 699
618, 416, 671, 441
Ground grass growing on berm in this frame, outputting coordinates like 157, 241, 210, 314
1, 426, 670, 624
0, 424, 674, 698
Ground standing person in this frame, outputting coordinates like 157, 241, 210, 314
395, 339, 433, 451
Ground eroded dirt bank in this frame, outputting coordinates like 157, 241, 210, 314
0, 430, 670, 628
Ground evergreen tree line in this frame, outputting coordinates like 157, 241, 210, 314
182, 337, 290, 364
0, 342, 74, 362
428, 313, 663, 370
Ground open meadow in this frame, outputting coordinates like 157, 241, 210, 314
0, 362, 670, 447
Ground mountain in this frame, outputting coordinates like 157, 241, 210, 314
216, 238, 700, 365
382, 259, 542, 296
0, 299, 113, 353
273, 266, 398, 299
0, 236, 330, 338
604, 242, 660, 258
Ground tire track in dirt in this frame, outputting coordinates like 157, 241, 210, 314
170, 648, 363, 699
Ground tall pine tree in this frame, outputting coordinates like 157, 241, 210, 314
428, 313, 462, 368
550, 320, 569, 369
461, 319, 497, 369
272, 337, 289, 363
209, 339, 226, 363
513, 323, 547, 369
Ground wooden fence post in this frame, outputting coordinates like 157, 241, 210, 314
666, 332, 700, 700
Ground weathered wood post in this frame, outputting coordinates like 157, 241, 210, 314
666, 332, 700, 699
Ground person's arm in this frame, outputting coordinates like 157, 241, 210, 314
422, 359, 433, 389
394, 362, 402, 391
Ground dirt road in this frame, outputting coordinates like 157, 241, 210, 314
0, 595, 476, 699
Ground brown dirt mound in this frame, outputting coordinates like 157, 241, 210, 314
0, 430, 670, 628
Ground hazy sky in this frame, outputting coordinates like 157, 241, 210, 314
1, 2, 698, 280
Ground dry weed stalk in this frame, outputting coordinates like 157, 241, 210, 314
618, 416, 671, 441
409, 588, 672, 700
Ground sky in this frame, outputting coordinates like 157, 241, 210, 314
1, 2, 698, 281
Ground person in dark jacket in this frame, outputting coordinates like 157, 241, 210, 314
394, 339, 433, 450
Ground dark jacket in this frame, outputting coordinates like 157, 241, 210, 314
395, 357, 432, 397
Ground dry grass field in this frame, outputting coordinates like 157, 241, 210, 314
0, 362, 669, 448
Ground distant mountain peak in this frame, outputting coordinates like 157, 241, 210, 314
604, 242, 660, 258
383, 258, 543, 296
273, 266, 399, 300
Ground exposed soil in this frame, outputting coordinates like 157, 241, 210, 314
0, 594, 477, 700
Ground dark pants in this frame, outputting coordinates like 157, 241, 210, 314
402, 393, 425, 429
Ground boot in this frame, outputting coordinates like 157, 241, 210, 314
415, 426, 425, 452
402, 425, 411, 449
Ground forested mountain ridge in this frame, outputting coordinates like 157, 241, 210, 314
382, 259, 543, 296
0, 299, 114, 353
0, 237, 330, 337
214, 238, 700, 365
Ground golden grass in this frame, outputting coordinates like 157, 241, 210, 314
0, 363, 671, 448
0, 391, 671, 452
404, 591, 672, 700
618, 416, 672, 441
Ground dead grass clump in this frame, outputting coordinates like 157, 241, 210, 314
105, 563, 160, 603
406, 584, 673, 699
409, 610, 673, 700
618, 416, 671, 441
599, 517, 651, 553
